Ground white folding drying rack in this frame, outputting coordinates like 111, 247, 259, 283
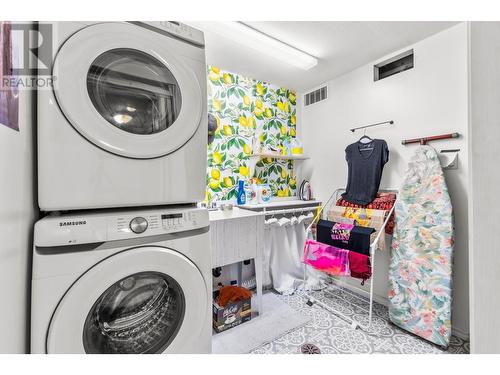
302, 188, 397, 331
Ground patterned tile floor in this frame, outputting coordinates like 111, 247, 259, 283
251, 286, 469, 354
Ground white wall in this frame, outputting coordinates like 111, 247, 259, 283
301, 23, 470, 337
468, 22, 500, 353
0, 27, 36, 353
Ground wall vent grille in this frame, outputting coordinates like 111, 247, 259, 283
304, 85, 328, 107
374, 49, 414, 81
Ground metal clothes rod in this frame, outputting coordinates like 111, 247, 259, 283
401, 132, 459, 145
350, 120, 394, 133
263, 206, 319, 216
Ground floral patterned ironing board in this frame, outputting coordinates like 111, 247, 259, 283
389, 146, 454, 347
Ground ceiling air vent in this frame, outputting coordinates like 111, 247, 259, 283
374, 49, 414, 81
304, 85, 328, 107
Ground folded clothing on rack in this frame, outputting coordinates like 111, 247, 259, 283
335, 193, 396, 234
316, 219, 375, 256
327, 206, 387, 251
303, 239, 350, 276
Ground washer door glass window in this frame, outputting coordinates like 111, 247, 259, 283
87, 48, 182, 135
83, 272, 185, 354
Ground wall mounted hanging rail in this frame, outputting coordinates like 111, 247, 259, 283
350, 120, 394, 133
401, 132, 459, 145
263, 206, 318, 217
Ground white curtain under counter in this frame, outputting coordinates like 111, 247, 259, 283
238, 199, 323, 295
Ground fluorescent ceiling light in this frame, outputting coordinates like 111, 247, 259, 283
189, 21, 318, 71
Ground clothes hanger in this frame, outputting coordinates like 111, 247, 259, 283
277, 214, 291, 227
297, 210, 307, 224
265, 210, 278, 225
358, 129, 374, 150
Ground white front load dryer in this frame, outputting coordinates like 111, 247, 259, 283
37, 21, 207, 211
31, 206, 211, 354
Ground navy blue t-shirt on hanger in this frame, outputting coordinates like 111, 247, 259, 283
341, 138, 389, 205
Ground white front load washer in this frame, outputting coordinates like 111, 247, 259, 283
37, 21, 207, 211
31, 206, 211, 354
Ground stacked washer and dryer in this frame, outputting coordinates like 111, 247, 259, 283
32, 22, 211, 354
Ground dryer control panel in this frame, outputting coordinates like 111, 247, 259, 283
139, 21, 204, 47
35, 207, 209, 247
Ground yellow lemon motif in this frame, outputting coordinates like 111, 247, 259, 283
266, 157, 272, 163
255, 99, 263, 109
284, 101, 290, 113
277, 190, 285, 197
288, 93, 296, 103
223, 73, 232, 84
243, 144, 251, 155
256, 83, 265, 96
277, 102, 284, 111
265, 108, 272, 118
247, 116, 255, 128
215, 115, 221, 131
290, 128, 296, 137
211, 169, 220, 180
212, 152, 222, 165
223, 125, 233, 136
239, 166, 249, 176
211, 66, 220, 74
285, 188, 290, 196
280, 126, 287, 135
281, 169, 287, 179
212, 99, 221, 112
238, 116, 247, 127
243, 95, 251, 106
289, 179, 296, 187
223, 177, 233, 188
209, 179, 220, 189
254, 108, 263, 117
209, 71, 220, 82
260, 134, 265, 142
291, 115, 296, 125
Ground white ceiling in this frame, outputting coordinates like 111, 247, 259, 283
191, 21, 459, 92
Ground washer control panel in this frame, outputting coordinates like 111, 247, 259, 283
162, 213, 184, 230
111, 208, 207, 241
34, 207, 209, 247
129, 217, 148, 234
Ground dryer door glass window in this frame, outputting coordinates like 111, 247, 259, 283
87, 48, 182, 135
82, 272, 185, 354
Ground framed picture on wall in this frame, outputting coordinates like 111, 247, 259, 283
0, 21, 19, 132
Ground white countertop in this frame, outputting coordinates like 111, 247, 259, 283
208, 200, 321, 221
208, 207, 264, 222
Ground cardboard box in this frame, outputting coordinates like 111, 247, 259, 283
212, 297, 251, 333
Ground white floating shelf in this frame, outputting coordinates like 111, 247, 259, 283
249, 152, 310, 161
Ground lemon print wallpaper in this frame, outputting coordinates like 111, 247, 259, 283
206, 66, 298, 203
